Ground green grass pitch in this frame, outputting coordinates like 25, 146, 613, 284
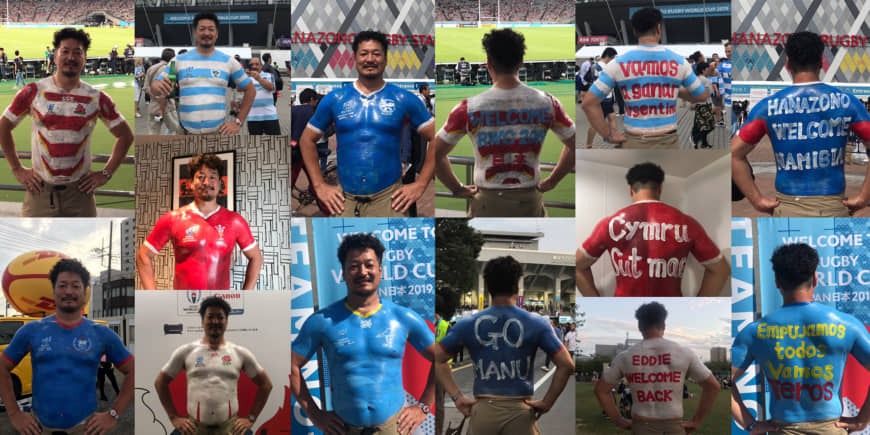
435, 27, 575, 63
0, 27, 135, 61
434, 81, 576, 217
0, 75, 136, 209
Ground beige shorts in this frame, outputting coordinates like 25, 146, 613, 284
346, 410, 400, 435
773, 192, 849, 217
468, 187, 546, 217
22, 182, 96, 217
623, 131, 679, 149
189, 415, 239, 435
469, 396, 539, 435
631, 419, 684, 435
770, 418, 846, 435
34, 411, 90, 434
339, 178, 407, 218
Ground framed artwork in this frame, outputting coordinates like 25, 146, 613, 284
171, 151, 235, 211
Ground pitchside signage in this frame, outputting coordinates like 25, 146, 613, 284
164, 12, 257, 24
732, 218, 759, 435
629, 2, 730, 18
732, 32, 870, 48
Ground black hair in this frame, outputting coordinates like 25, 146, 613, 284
53, 27, 91, 52
161, 48, 175, 63
299, 88, 320, 104
635, 302, 667, 332
419, 83, 429, 92
483, 256, 523, 297
261, 52, 271, 63
625, 162, 665, 191
193, 12, 219, 28
337, 233, 385, 266
771, 243, 819, 292
601, 47, 617, 59
187, 153, 224, 181
696, 61, 710, 75
785, 31, 824, 73
482, 28, 526, 74
50, 258, 90, 288
631, 7, 663, 36
199, 296, 231, 318
352, 30, 389, 54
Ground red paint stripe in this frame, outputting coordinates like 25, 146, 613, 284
228, 400, 232, 419
116, 354, 133, 368
53, 317, 84, 329
41, 155, 84, 177
438, 341, 455, 357
2, 353, 18, 366
196, 402, 200, 421
33, 109, 97, 131
42, 91, 94, 104
478, 141, 543, 158
38, 131, 87, 158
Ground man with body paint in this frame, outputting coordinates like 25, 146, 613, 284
298, 30, 436, 217
582, 7, 708, 149
733, 31, 870, 217
596, 302, 720, 434
434, 256, 574, 435
732, 243, 870, 434
291, 233, 436, 435
575, 162, 730, 297
155, 296, 273, 435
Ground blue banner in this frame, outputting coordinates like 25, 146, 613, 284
163, 12, 257, 25
731, 218, 760, 434
630, 3, 730, 18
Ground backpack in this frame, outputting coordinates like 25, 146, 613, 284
583, 61, 596, 84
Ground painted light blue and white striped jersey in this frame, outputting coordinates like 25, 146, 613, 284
590, 45, 704, 135
717, 59, 732, 106
248, 71, 278, 122
157, 49, 251, 134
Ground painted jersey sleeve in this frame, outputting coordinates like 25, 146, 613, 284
590, 62, 617, 100
738, 99, 769, 145
731, 322, 755, 371
548, 93, 575, 140
581, 217, 611, 259
3, 82, 38, 126
686, 350, 713, 382
438, 318, 466, 356
847, 314, 870, 366
405, 91, 435, 131
236, 344, 265, 379
848, 93, 870, 141
144, 212, 173, 254
233, 213, 257, 252
536, 316, 565, 355
161, 342, 193, 378
680, 66, 704, 98
2, 321, 33, 365
688, 216, 721, 263
403, 307, 435, 353
101, 325, 132, 367
306, 90, 336, 134
602, 352, 626, 385
97, 91, 125, 129
229, 57, 252, 89
291, 313, 323, 360
436, 99, 469, 146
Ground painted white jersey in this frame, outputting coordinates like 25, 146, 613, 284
161, 340, 264, 425
248, 71, 278, 122
2, 77, 124, 184
603, 337, 711, 419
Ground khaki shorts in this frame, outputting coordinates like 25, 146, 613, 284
346, 410, 400, 435
22, 182, 96, 217
468, 187, 546, 217
773, 192, 849, 217
168, 416, 247, 435
339, 178, 407, 218
624, 131, 679, 149
770, 418, 846, 435
34, 411, 89, 434
631, 419, 684, 435
469, 396, 539, 435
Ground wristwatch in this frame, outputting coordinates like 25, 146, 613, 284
101, 169, 112, 180
746, 422, 757, 432
450, 392, 462, 402
247, 414, 257, 423
109, 408, 120, 421
417, 401, 430, 414
234, 118, 243, 126
450, 183, 465, 197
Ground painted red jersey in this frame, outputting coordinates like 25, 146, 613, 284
580, 201, 721, 296
144, 204, 256, 289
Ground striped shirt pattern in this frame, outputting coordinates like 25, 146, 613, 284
157, 49, 251, 134
717, 59, 732, 106
248, 71, 278, 122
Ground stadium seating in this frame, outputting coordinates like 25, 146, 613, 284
436, 0, 573, 24
1, 0, 133, 24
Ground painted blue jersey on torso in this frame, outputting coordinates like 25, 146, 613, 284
292, 299, 434, 427
732, 302, 870, 423
307, 82, 434, 195
738, 83, 870, 196
439, 306, 563, 396
2, 316, 131, 429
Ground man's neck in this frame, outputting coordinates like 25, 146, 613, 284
782, 288, 814, 304
345, 292, 381, 314
491, 294, 517, 306
792, 71, 821, 84
356, 76, 386, 95
641, 330, 664, 340
632, 191, 659, 202
193, 198, 219, 215
637, 36, 659, 46
492, 72, 521, 90
202, 336, 226, 350
52, 73, 80, 91
55, 311, 83, 325
196, 46, 216, 57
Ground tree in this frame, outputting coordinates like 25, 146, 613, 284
435, 218, 484, 320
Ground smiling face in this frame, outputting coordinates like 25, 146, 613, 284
354, 39, 387, 80
342, 248, 382, 298
191, 166, 220, 202
54, 271, 86, 314
55, 38, 85, 78
195, 18, 218, 49
201, 306, 227, 341
249, 57, 262, 72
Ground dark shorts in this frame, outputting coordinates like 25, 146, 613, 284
601, 99, 614, 117
247, 119, 281, 135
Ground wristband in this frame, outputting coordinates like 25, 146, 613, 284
451, 183, 465, 197
450, 392, 462, 402
746, 422, 757, 432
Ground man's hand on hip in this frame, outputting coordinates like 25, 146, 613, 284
78, 170, 109, 194
12, 167, 43, 194
169, 415, 196, 435
85, 411, 117, 435
397, 405, 427, 435
9, 411, 40, 435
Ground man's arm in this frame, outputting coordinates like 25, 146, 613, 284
679, 88, 708, 103
843, 144, 870, 213
136, 244, 158, 290
78, 121, 134, 194
87, 358, 135, 434
732, 134, 779, 214
155, 370, 196, 435
252, 72, 275, 92
391, 121, 436, 213
731, 366, 776, 434
0, 115, 43, 194
0, 356, 40, 435
526, 347, 574, 418
593, 378, 630, 430
432, 135, 476, 198
234, 370, 273, 435
575, 249, 601, 297
538, 137, 575, 192
241, 245, 263, 290
681, 374, 720, 433
433, 343, 476, 416
837, 388, 870, 431
290, 350, 346, 435
299, 126, 344, 215
582, 93, 626, 144
397, 343, 436, 434
696, 257, 730, 297
218, 82, 256, 136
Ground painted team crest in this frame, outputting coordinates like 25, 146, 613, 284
338, 101, 355, 120
71, 335, 92, 353
378, 99, 396, 116
73, 104, 87, 115
182, 225, 200, 243
360, 319, 372, 329
222, 355, 232, 366
212, 69, 221, 78
377, 326, 396, 348
195, 356, 205, 368
186, 291, 200, 304
38, 337, 52, 352
46, 103, 55, 114
215, 224, 226, 242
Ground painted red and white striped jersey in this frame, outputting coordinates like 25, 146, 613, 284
2, 77, 125, 184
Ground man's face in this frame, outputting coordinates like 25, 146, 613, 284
54, 271, 86, 314
249, 58, 262, 72
195, 19, 218, 49
201, 306, 227, 340
354, 40, 386, 80
342, 248, 382, 297
420, 86, 429, 97
725, 45, 732, 59
56, 39, 85, 78
191, 166, 220, 202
